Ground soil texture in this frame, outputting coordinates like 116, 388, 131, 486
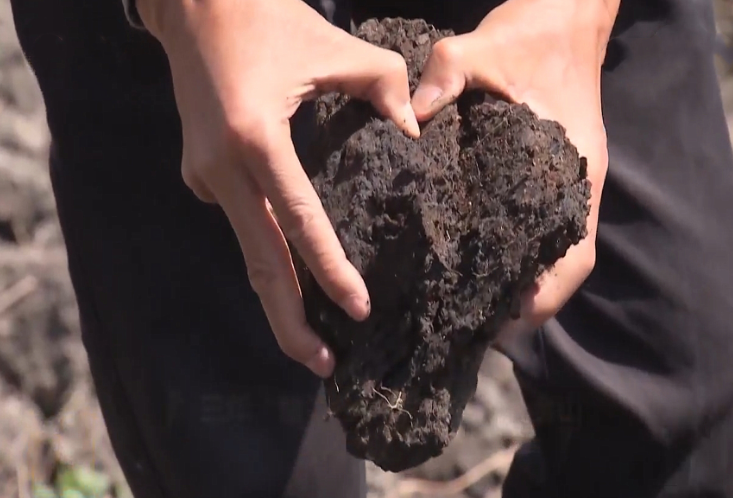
5, 4, 733, 498
295, 18, 590, 473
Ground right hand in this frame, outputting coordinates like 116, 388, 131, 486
137, 0, 420, 378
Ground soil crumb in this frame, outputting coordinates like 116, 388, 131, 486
295, 18, 590, 473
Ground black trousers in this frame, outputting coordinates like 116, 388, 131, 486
11, 0, 733, 496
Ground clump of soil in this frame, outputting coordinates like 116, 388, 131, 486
295, 18, 590, 473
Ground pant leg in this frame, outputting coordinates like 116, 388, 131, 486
12, 0, 365, 496
501, 1, 733, 496
49, 86, 365, 498
349, 2, 733, 496
504, 368, 733, 498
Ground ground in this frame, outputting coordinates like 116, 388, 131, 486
0, 2, 732, 498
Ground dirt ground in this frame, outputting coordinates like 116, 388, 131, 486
1, 2, 732, 497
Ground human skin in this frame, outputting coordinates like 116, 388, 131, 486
136, 0, 419, 378
136, 0, 620, 375
411, 0, 621, 340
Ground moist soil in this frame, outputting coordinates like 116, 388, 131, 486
295, 18, 591, 473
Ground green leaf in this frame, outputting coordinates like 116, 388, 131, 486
60, 489, 86, 498
56, 465, 110, 498
31, 482, 58, 498
73, 466, 110, 497
55, 467, 76, 495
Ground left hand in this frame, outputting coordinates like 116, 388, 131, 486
411, 0, 618, 338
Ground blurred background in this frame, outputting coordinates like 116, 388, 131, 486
1, 2, 732, 497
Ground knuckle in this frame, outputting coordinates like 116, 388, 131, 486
279, 202, 319, 247
181, 160, 202, 190
246, 260, 281, 298
368, 51, 411, 116
181, 141, 220, 181
278, 205, 350, 302
223, 107, 272, 153
315, 255, 347, 295
181, 154, 216, 203
276, 338, 308, 365
383, 50, 409, 78
431, 37, 463, 65
184, 181, 213, 203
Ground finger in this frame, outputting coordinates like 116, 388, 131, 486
496, 232, 598, 342
317, 33, 421, 138
411, 36, 471, 121
182, 148, 218, 204
209, 165, 336, 378
182, 170, 218, 204
241, 119, 371, 322
496, 124, 606, 342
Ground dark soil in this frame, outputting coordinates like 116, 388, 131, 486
295, 18, 590, 473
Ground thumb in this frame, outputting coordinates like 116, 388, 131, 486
321, 33, 421, 138
412, 36, 471, 121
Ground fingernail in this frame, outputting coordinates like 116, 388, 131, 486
411, 84, 443, 117
401, 102, 421, 138
307, 346, 334, 378
345, 293, 370, 321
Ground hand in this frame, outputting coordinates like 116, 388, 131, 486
411, 0, 619, 337
137, 0, 420, 377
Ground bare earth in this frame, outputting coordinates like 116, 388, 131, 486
0, 2, 731, 497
